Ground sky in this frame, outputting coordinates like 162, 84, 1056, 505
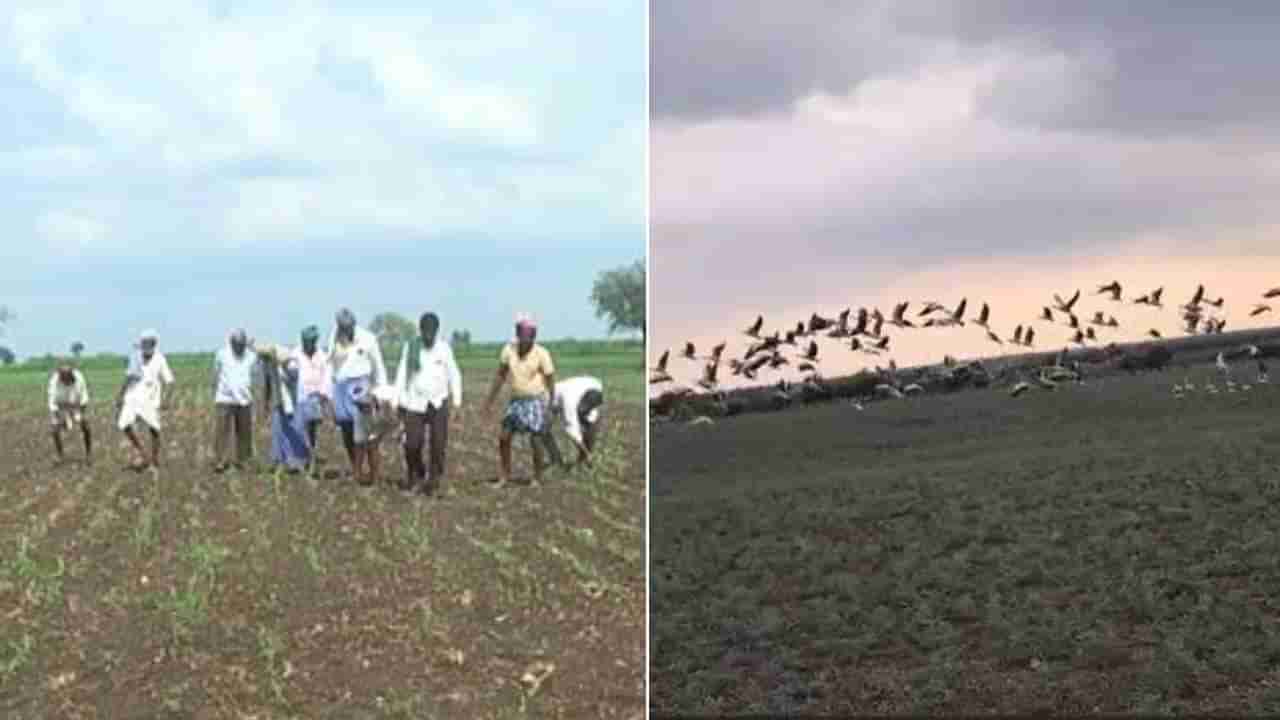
0, 0, 645, 359
650, 1, 1280, 392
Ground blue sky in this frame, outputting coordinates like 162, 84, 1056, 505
0, 1, 645, 358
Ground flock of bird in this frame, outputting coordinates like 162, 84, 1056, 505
651, 282, 1280, 395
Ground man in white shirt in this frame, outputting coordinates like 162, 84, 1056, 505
550, 375, 605, 468
48, 362, 92, 464
327, 308, 390, 486
392, 312, 462, 496
211, 329, 260, 473
115, 329, 176, 470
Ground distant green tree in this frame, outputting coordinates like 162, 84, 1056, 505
0, 346, 13, 366
0, 305, 12, 337
450, 329, 472, 349
71, 341, 85, 359
590, 259, 646, 341
369, 312, 415, 343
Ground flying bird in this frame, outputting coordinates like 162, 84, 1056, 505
1148, 329, 1163, 339
1188, 284, 1205, 309
975, 302, 991, 328
744, 315, 763, 338
709, 342, 726, 365
682, 342, 697, 360
1009, 324, 1024, 345
802, 340, 820, 363
697, 362, 718, 391
1096, 281, 1122, 301
1053, 289, 1081, 313
889, 302, 915, 328
1252, 304, 1272, 317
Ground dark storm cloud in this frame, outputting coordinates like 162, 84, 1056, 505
652, 1, 1280, 136
650, 1, 927, 122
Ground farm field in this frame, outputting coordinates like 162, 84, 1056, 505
0, 342, 645, 718
651, 359, 1280, 715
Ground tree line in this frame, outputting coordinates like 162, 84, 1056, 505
0, 260, 645, 366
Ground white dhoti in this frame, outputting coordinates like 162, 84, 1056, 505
118, 389, 163, 431
50, 406, 84, 430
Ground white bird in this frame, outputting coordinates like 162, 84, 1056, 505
875, 383, 905, 399
1010, 381, 1031, 397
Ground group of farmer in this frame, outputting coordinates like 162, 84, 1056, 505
46, 309, 606, 496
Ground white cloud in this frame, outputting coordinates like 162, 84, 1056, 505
1, 1, 640, 255
36, 209, 105, 249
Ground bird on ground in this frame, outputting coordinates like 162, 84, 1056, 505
1010, 381, 1031, 397
1148, 329, 1163, 339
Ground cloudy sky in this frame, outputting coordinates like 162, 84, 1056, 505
651, 1, 1280, 389
0, 0, 644, 359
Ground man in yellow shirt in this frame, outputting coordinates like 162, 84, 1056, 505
483, 314, 557, 488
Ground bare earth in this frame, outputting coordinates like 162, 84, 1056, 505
651, 360, 1280, 715
0, 364, 644, 719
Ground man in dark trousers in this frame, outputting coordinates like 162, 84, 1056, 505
392, 312, 463, 496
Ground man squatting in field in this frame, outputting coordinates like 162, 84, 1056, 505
211, 329, 259, 473
484, 314, 558, 488
547, 374, 605, 469
48, 362, 92, 463
393, 311, 463, 497
115, 329, 175, 470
